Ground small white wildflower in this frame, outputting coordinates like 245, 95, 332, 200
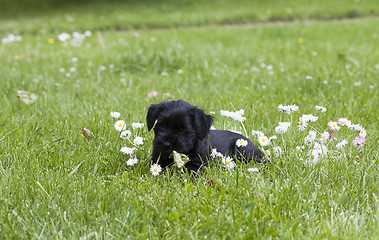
336, 139, 348, 149
306, 76, 312, 80
120, 130, 131, 140
304, 130, 317, 145
328, 121, 341, 131
127, 158, 139, 166
273, 146, 282, 157
132, 123, 144, 129
57, 33, 70, 42
222, 156, 235, 169
252, 130, 264, 137
275, 122, 291, 134
211, 148, 223, 158
133, 136, 144, 145
338, 118, 351, 127
110, 112, 121, 118
298, 117, 308, 131
236, 139, 248, 147
315, 105, 327, 112
114, 120, 126, 132
319, 132, 329, 142
150, 164, 162, 176
309, 149, 321, 164
248, 168, 259, 173
120, 146, 136, 155
258, 135, 270, 146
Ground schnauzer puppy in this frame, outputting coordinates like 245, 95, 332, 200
146, 100, 264, 173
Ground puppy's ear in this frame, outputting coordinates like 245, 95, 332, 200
193, 108, 214, 139
146, 103, 163, 131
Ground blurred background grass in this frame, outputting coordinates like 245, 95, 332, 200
1, 0, 378, 34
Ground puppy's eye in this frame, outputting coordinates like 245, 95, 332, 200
179, 127, 185, 132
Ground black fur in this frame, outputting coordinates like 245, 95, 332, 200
146, 100, 264, 173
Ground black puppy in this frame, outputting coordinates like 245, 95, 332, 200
146, 100, 264, 173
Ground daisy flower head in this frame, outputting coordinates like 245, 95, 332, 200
295, 145, 304, 155
302, 114, 318, 122
353, 135, 366, 148
115, 120, 126, 132
211, 148, 223, 158
328, 121, 341, 131
127, 157, 139, 166
150, 163, 162, 176
110, 112, 120, 119
222, 156, 235, 169
265, 150, 271, 159
258, 135, 270, 146
132, 122, 144, 129
133, 136, 144, 145
269, 135, 277, 142
120, 130, 131, 140
298, 117, 309, 131
315, 105, 327, 112
248, 168, 259, 173
309, 149, 321, 164
275, 122, 291, 134
252, 130, 264, 137
273, 146, 282, 157
304, 130, 317, 145
278, 104, 299, 114
120, 146, 136, 155
319, 132, 329, 143
236, 139, 248, 147
338, 118, 351, 127
220, 109, 246, 122
358, 128, 367, 137
336, 139, 348, 149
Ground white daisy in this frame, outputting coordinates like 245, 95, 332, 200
298, 117, 308, 131
222, 156, 235, 169
248, 168, 259, 173
236, 139, 248, 147
114, 120, 126, 131
110, 112, 120, 118
319, 132, 329, 142
133, 136, 144, 145
127, 158, 139, 166
120, 146, 136, 155
328, 121, 341, 131
315, 105, 327, 112
258, 135, 270, 146
150, 164, 162, 176
265, 150, 271, 159
132, 122, 144, 129
120, 130, 131, 140
336, 139, 348, 149
338, 118, 351, 126
304, 130, 317, 145
252, 130, 264, 137
309, 149, 321, 164
210, 148, 223, 158
273, 146, 282, 157
275, 122, 291, 134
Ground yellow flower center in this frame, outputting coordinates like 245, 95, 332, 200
262, 138, 266, 142
226, 160, 230, 164
300, 121, 303, 125
154, 168, 158, 172
119, 123, 123, 127
311, 155, 314, 159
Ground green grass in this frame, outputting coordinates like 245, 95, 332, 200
1, 1, 379, 239
1, 0, 379, 34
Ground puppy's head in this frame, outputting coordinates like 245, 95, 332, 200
147, 100, 213, 160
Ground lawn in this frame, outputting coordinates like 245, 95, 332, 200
0, 0, 378, 239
